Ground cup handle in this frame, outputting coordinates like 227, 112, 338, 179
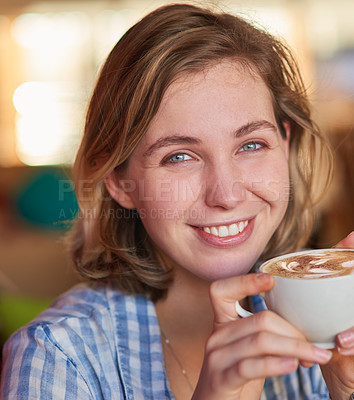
235, 293, 267, 318
235, 301, 254, 318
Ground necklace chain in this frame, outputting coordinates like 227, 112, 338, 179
161, 331, 194, 392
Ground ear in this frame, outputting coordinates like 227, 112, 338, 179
104, 171, 136, 210
282, 121, 291, 160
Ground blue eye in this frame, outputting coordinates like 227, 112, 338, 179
239, 142, 263, 152
168, 153, 193, 162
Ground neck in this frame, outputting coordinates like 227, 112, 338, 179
155, 265, 214, 344
155, 266, 213, 398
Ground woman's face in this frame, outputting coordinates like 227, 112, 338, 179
112, 62, 290, 281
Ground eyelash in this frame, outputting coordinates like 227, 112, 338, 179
161, 141, 266, 165
161, 152, 193, 165
238, 141, 265, 152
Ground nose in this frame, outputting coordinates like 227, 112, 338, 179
204, 159, 245, 209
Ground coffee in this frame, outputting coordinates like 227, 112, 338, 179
252, 248, 354, 348
261, 249, 354, 279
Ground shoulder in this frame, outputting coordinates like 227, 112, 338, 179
5, 282, 117, 344
39, 281, 118, 320
4, 282, 145, 351
2, 281, 156, 360
1, 283, 151, 398
2, 282, 118, 368
18, 281, 141, 329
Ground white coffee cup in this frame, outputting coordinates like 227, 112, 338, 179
236, 248, 354, 349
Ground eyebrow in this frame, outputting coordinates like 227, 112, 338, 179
234, 120, 277, 138
143, 119, 277, 157
143, 135, 202, 157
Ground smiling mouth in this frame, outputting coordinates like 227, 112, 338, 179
198, 220, 249, 238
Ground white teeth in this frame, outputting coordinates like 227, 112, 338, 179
239, 220, 248, 233
202, 220, 248, 237
239, 221, 245, 233
229, 223, 239, 236
211, 227, 218, 236
219, 226, 228, 237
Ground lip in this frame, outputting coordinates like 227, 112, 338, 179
192, 217, 250, 229
192, 217, 254, 248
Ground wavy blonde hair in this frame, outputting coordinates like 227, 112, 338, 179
70, 3, 333, 301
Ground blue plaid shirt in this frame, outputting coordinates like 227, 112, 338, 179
0, 283, 329, 399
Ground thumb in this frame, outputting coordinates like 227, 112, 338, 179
210, 273, 274, 325
333, 231, 354, 249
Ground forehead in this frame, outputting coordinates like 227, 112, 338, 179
157, 61, 272, 119
134, 60, 276, 154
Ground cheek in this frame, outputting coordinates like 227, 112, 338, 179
245, 159, 290, 203
132, 180, 194, 227
132, 176, 198, 204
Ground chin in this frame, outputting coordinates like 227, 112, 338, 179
195, 260, 255, 282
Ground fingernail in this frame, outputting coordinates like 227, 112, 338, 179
255, 273, 272, 282
336, 347, 353, 356
338, 331, 354, 348
280, 357, 297, 369
313, 347, 332, 362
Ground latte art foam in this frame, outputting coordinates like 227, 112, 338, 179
262, 250, 354, 279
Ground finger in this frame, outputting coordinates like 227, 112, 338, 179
209, 309, 308, 349
210, 273, 274, 324
208, 331, 332, 370
337, 328, 354, 355
337, 348, 354, 356
333, 231, 354, 249
224, 355, 299, 386
214, 312, 317, 369
300, 361, 315, 368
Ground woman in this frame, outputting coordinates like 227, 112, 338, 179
1, 3, 353, 399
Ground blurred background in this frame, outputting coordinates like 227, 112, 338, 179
0, 0, 353, 344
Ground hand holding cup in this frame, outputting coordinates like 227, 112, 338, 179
237, 248, 354, 349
